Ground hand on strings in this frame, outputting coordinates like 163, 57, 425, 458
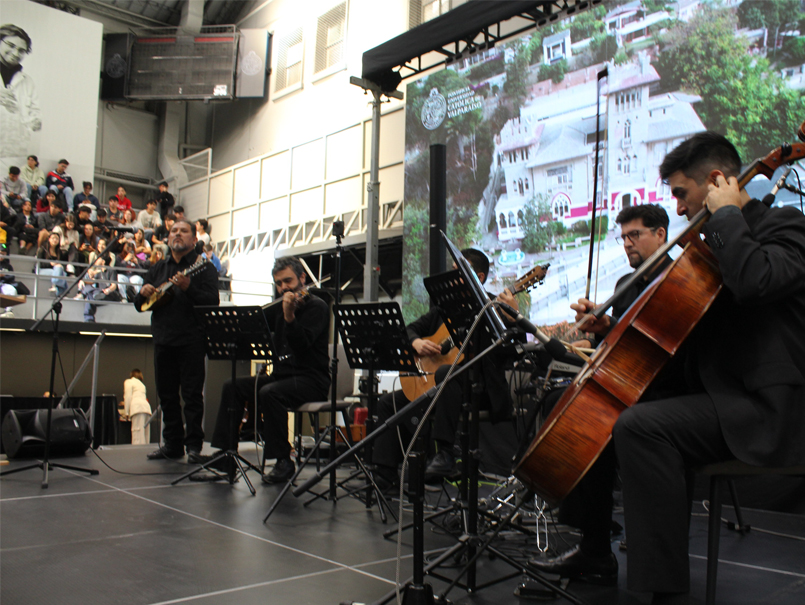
412, 338, 442, 357
171, 273, 190, 292
705, 174, 743, 214
571, 297, 611, 336
140, 284, 156, 298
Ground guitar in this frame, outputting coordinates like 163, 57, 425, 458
400, 263, 550, 401
140, 258, 211, 312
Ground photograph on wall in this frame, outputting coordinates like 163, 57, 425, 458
401, 0, 805, 331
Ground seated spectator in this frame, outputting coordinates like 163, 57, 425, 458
93, 208, 113, 240
80, 242, 119, 321
115, 240, 145, 301
144, 245, 164, 269
202, 243, 221, 272
123, 369, 151, 444
45, 159, 74, 212
35, 231, 68, 295
0, 244, 31, 304
3, 167, 29, 210
77, 221, 99, 263
21, 155, 46, 204
53, 213, 79, 264
73, 181, 100, 219
132, 228, 150, 260
151, 213, 174, 246
1, 199, 17, 246
36, 188, 58, 214
196, 219, 211, 246
173, 205, 185, 221
120, 208, 142, 232
113, 185, 132, 212
75, 205, 93, 231
156, 181, 174, 219
36, 201, 65, 248
16, 200, 38, 254
106, 196, 123, 224
138, 199, 162, 241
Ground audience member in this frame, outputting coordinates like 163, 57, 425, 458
132, 228, 150, 260
123, 369, 151, 445
115, 240, 145, 301
151, 213, 174, 246
121, 208, 142, 232
16, 199, 38, 254
35, 231, 67, 295
155, 181, 174, 218
173, 205, 185, 220
144, 245, 164, 269
53, 212, 79, 264
202, 243, 221, 272
93, 208, 113, 240
1, 199, 17, 244
195, 219, 211, 246
113, 185, 132, 212
2, 166, 29, 209
138, 199, 162, 241
80, 242, 119, 322
45, 159, 74, 211
36, 188, 58, 214
77, 221, 99, 263
75, 205, 93, 230
73, 181, 100, 216
106, 196, 122, 224
20, 155, 46, 203
36, 201, 64, 247
0, 244, 30, 303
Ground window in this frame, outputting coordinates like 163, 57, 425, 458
275, 28, 304, 93
624, 119, 631, 141
315, 3, 346, 75
547, 165, 570, 186
500, 213, 507, 228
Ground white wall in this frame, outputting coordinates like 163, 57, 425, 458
0, 0, 102, 185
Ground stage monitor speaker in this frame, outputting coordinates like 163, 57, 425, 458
2, 409, 92, 459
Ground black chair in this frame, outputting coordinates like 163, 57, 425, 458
697, 460, 805, 605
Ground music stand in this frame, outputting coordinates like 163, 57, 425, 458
172, 306, 273, 495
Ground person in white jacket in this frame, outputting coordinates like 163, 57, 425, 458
123, 369, 152, 445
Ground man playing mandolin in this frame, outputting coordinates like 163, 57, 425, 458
371, 248, 518, 490
134, 219, 219, 461
529, 132, 805, 605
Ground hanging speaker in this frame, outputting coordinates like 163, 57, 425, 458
2, 409, 92, 459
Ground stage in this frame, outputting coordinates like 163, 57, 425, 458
1, 445, 803, 605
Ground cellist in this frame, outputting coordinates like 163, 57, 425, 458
533, 132, 805, 605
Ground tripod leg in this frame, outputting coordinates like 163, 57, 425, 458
231, 454, 255, 495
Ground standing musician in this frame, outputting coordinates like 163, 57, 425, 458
532, 132, 805, 605
371, 248, 518, 491
134, 219, 219, 460
529, 204, 672, 586
196, 257, 330, 484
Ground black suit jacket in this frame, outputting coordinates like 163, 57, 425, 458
697, 200, 805, 467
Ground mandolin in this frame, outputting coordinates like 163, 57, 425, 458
140, 258, 211, 312
400, 263, 550, 401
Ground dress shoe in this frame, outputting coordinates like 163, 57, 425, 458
262, 457, 295, 484
424, 449, 457, 484
186, 449, 204, 464
527, 544, 618, 586
146, 445, 185, 460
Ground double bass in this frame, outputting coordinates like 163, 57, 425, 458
514, 125, 805, 506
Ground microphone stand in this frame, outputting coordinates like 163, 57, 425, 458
0, 233, 125, 486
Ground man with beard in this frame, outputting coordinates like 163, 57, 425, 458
195, 256, 330, 483
135, 219, 219, 460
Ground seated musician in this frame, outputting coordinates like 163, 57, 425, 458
532, 132, 805, 605
371, 248, 518, 491
195, 256, 331, 484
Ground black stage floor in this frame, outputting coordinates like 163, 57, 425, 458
2, 445, 804, 605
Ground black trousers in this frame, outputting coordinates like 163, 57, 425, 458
153, 343, 207, 452
370, 365, 464, 469
210, 373, 329, 460
613, 393, 731, 594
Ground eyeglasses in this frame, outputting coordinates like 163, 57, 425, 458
1, 39, 29, 55
616, 228, 656, 245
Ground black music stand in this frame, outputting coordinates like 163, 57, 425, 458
172, 306, 272, 495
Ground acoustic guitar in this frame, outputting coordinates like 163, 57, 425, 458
140, 258, 211, 312
400, 263, 550, 401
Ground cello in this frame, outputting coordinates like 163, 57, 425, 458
514, 125, 805, 506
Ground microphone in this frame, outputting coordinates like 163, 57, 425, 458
495, 302, 567, 359
782, 182, 805, 197
763, 166, 793, 207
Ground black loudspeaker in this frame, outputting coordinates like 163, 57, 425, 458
101, 33, 131, 101
2, 409, 92, 459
